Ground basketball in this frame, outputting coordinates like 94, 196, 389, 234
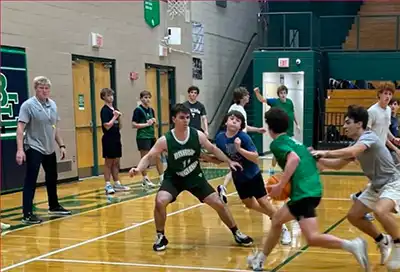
265, 174, 291, 201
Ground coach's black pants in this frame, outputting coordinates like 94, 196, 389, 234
23, 148, 60, 216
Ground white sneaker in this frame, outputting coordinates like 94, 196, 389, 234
105, 184, 115, 194
113, 183, 130, 192
142, 177, 157, 189
348, 237, 370, 271
247, 250, 265, 271
387, 244, 400, 270
1, 222, 10, 231
280, 226, 292, 245
217, 185, 228, 204
377, 234, 392, 265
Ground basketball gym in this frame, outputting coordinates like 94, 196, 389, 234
1, 1, 400, 271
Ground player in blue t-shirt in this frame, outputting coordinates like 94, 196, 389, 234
214, 110, 291, 245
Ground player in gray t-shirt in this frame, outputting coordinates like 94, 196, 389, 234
312, 105, 400, 270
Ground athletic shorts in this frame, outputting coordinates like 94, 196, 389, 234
233, 171, 267, 200
358, 180, 400, 213
136, 138, 156, 151
287, 197, 321, 221
102, 137, 122, 159
159, 174, 215, 203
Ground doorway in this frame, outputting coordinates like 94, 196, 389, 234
144, 64, 176, 138
262, 72, 305, 153
72, 55, 116, 178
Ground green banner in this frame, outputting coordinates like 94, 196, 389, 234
144, 0, 160, 28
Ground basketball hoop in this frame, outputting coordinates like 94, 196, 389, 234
167, 0, 188, 19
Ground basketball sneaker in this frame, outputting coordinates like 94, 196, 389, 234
347, 237, 370, 271
387, 243, 400, 270
280, 225, 292, 245
217, 185, 228, 204
48, 205, 72, 215
377, 234, 392, 264
22, 214, 42, 225
105, 184, 115, 194
142, 177, 157, 189
233, 230, 253, 246
247, 250, 265, 271
113, 182, 130, 192
153, 233, 169, 251
1, 222, 10, 231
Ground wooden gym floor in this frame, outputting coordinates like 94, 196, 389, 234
1, 159, 398, 271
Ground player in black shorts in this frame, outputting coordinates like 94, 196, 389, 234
247, 108, 369, 271
129, 104, 253, 252
100, 88, 129, 194
213, 110, 291, 245
132, 90, 163, 188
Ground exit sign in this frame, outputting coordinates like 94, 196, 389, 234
278, 58, 289, 68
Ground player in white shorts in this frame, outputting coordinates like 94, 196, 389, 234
351, 83, 400, 221
313, 105, 400, 270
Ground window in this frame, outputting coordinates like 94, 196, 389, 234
192, 58, 203, 80
289, 29, 299, 48
192, 21, 204, 54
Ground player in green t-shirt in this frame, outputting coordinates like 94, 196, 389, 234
129, 103, 253, 252
132, 90, 163, 188
254, 85, 300, 175
247, 107, 369, 271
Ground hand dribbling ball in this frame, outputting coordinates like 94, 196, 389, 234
265, 174, 291, 201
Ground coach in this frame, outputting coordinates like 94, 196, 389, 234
16, 76, 71, 225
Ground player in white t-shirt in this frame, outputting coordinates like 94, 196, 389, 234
351, 83, 400, 221
217, 87, 267, 204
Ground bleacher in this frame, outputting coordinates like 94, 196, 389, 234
343, 2, 400, 50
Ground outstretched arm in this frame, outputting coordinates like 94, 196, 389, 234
253, 87, 266, 103
135, 137, 167, 172
313, 143, 367, 160
317, 158, 353, 170
198, 131, 231, 164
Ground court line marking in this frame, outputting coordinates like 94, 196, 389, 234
270, 215, 347, 272
1, 191, 237, 272
2, 172, 227, 235
38, 258, 250, 272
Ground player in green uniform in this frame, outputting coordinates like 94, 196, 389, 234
129, 103, 253, 252
254, 85, 300, 175
247, 108, 369, 271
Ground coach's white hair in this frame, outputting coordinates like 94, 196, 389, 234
33, 76, 52, 89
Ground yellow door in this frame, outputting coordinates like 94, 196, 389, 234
93, 62, 111, 174
145, 67, 159, 138
72, 60, 94, 177
159, 70, 170, 136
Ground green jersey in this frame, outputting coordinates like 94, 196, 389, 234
164, 127, 203, 179
133, 105, 155, 139
268, 98, 295, 136
270, 134, 322, 202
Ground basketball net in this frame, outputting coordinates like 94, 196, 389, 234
167, 0, 187, 19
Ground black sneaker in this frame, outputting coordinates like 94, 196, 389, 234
234, 230, 253, 247
217, 185, 228, 204
153, 233, 169, 251
22, 214, 42, 225
48, 206, 72, 215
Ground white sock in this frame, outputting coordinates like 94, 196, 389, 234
160, 173, 164, 181
282, 224, 288, 231
115, 181, 121, 185
105, 181, 111, 186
